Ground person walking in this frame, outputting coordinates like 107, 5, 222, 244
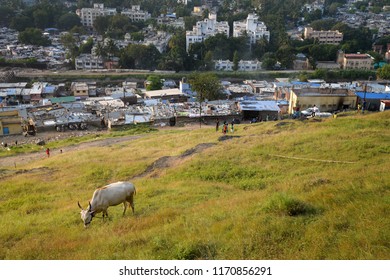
222, 121, 228, 135
46, 148, 50, 158
230, 120, 234, 133
215, 118, 220, 132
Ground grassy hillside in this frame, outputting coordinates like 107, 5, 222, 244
0, 112, 389, 260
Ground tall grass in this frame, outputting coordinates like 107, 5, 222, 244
0, 112, 389, 259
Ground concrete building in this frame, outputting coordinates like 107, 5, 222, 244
304, 27, 343, 44
293, 53, 311, 70
77, 4, 117, 27
75, 54, 104, 70
186, 13, 230, 52
288, 84, 357, 114
214, 60, 262, 71
71, 82, 89, 100
337, 52, 374, 70
121, 5, 151, 22
0, 110, 22, 135
233, 13, 270, 44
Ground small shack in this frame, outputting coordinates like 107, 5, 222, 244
355, 92, 390, 111
238, 100, 280, 121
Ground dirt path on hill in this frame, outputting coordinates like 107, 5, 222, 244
0, 133, 145, 168
0, 123, 207, 168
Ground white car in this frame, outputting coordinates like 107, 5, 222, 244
301, 108, 332, 118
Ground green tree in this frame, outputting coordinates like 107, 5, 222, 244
94, 41, 107, 59
233, 50, 239, 71
0, 6, 14, 27
261, 52, 277, 70
377, 64, 390, 80
18, 28, 51, 46
276, 44, 295, 69
93, 16, 110, 35
33, 9, 50, 29
58, 13, 82, 31
189, 72, 224, 102
10, 15, 34, 31
79, 37, 94, 54
119, 44, 161, 70
146, 75, 163, 91
203, 50, 214, 71
60, 32, 79, 59
105, 38, 119, 60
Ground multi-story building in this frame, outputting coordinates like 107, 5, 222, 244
121, 5, 151, 22
337, 51, 374, 70
77, 4, 117, 27
233, 13, 270, 44
304, 27, 343, 44
288, 84, 357, 114
214, 59, 262, 71
186, 13, 229, 52
75, 54, 104, 70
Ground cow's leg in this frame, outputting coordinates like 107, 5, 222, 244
103, 210, 108, 221
129, 194, 135, 215
122, 201, 127, 216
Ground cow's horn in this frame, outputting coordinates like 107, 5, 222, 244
77, 201, 83, 210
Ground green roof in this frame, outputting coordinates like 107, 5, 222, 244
49, 96, 76, 103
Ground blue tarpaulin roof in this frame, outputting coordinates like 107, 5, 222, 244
291, 81, 321, 87
355, 92, 390, 100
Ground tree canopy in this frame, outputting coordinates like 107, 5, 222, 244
18, 28, 51, 46
189, 72, 224, 101
377, 64, 390, 80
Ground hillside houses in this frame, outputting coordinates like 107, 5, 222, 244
1, 76, 390, 135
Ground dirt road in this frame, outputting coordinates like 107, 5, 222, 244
0, 131, 144, 168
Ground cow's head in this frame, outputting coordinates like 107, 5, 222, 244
78, 201, 96, 228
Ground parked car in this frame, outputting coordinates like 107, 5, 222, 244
300, 108, 332, 118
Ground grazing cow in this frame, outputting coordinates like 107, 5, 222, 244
78, 181, 136, 227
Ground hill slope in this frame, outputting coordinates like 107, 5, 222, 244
0, 112, 389, 260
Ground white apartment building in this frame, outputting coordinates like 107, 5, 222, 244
304, 27, 343, 44
77, 4, 117, 27
215, 59, 262, 71
185, 13, 230, 52
121, 5, 151, 22
75, 54, 104, 70
233, 14, 270, 45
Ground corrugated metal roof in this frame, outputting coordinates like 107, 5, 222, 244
239, 100, 280, 112
355, 92, 390, 100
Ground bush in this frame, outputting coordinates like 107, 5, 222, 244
263, 193, 318, 216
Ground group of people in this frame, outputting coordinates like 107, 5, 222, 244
215, 119, 234, 135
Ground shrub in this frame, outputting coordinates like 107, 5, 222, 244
263, 193, 318, 216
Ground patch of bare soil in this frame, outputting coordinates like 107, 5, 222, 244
133, 143, 216, 179
218, 135, 241, 141
0, 166, 53, 180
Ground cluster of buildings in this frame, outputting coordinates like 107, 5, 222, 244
76, 4, 151, 27
1, 76, 390, 136
0, 28, 68, 69
185, 12, 270, 52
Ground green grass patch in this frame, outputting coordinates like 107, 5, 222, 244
0, 111, 389, 259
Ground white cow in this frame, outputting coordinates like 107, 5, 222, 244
78, 181, 136, 227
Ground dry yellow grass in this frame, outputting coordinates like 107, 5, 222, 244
0, 111, 389, 259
